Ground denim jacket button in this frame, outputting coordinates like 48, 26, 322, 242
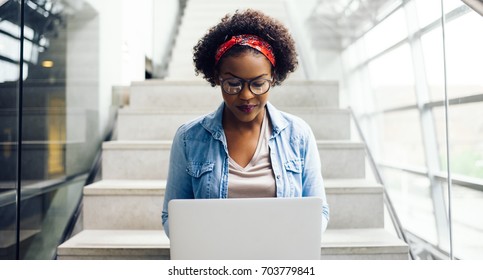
276, 175, 281, 180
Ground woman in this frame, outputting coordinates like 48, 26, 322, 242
162, 9, 329, 237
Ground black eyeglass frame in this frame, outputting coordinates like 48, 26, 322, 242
219, 77, 273, 96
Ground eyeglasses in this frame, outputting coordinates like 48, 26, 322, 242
219, 77, 272, 95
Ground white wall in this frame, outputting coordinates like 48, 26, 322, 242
153, 0, 180, 77
121, 0, 153, 82
70, 0, 179, 137
65, 2, 104, 173
81, 0, 124, 137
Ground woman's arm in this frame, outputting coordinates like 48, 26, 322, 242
162, 126, 194, 237
302, 126, 330, 233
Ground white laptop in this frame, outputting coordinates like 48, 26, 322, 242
168, 197, 322, 260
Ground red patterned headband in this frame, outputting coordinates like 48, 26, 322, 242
215, 34, 276, 66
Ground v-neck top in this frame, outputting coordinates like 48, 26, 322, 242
228, 110, 276, 198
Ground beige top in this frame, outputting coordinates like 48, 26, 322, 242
228, 110, 277, 198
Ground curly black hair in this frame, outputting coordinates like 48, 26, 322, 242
193, 9, 298, 87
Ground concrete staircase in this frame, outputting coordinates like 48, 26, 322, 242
56, 0, 408, 260
57, 79, 409, 260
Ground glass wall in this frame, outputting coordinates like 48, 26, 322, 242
0, 0, 20, 260
1, 0, 181, 260
342, 0, 483, 259
0, 0, 103, 259
444, 2, 483, 259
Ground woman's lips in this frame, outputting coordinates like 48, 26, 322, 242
237, 105, 257, 113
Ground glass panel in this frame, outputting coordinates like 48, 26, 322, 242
341, 39, 365, 72
446, 0, 466, 12
0, 0, 20, 260
0, 33, 21, 61
20, 177, 85, 259
445, 10, 483, 100
382, 168, 438, 244
421, 27, 446, 102
343, 0, 481, 260
0, 20, 20, 37
444, 7, 483, 259
364, 8, 408, 58
0, 60, 20, 82
368, 44, 416, 110
415, 0, 462, 29
450, 184, 483, 259
374, 110, 426, 166
16, 1, 102, 259
414, 0, 442, 28
434, 104, 483, 179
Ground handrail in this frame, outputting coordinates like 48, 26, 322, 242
405, 231, 458, 260
377, 161, 429, 176
378, 161, 483, 192
356, 93, 483, 116
0, 173, 88, 208
55, 108, 119, 259
348, 107, 415, 260
462, 0, 483, 16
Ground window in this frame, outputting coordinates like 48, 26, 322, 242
368, 44, 416, 110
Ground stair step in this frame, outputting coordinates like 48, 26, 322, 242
102, 140, 366, 180
83, 180, 166, 230
57, 230, 170, 260
102, 141, 171, 180
129, 80, 339, 109
56, 228, 408, 260
318, 141, 366, 178
117, 108, 350, 141
321, 228, 409, 260
81, 178, 382, 230
325, 179, 383, 229
117, 109, 209, 141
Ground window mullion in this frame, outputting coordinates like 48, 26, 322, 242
404, 0, 450, 251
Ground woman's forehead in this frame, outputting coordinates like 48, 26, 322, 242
218, 52, 272, 78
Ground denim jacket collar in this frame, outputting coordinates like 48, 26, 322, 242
200, 102, 225, 141
200, 101, 289, 140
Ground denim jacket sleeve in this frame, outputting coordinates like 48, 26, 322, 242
162, 125, 194, 237
302, 125, 330, 232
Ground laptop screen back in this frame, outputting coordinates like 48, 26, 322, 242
168, 197, 322, 260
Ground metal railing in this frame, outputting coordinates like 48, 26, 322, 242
462, 0, 483, 16
379, 161, 483, 192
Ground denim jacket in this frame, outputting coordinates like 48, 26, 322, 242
162, 102, 329, 237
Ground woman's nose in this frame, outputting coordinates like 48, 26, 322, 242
238, 82, 254, 100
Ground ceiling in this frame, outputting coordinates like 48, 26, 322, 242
307, 0, 401, 49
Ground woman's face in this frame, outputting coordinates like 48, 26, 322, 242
217, 52, 273, 125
